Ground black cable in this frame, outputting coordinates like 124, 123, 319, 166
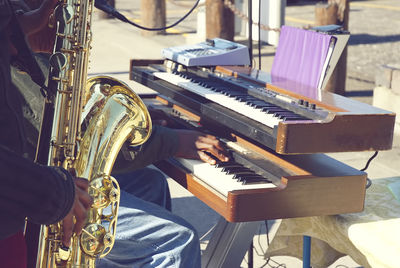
259, 220, 271, 267
94, 0, 200, 31
248, 241, 254, 268
360, 151, 378, 189
360, 151, 378, 171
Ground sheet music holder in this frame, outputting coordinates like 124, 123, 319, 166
311, 24, 350, 90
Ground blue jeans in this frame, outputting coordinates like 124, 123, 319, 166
96, 167, 201, 268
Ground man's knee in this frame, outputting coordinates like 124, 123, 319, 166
114, 167, 171, 208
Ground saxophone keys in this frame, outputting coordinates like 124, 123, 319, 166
49, 52, 67, 71
58, 244, 71, 261
80, 223, 108, 257
89, 176, 118, 209
108, 187, 119, 203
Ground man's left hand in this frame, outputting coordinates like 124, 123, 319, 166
16, 0, 58, 52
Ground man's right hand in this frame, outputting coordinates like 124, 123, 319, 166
62, 178, 92, 247
174, 130, 230, 165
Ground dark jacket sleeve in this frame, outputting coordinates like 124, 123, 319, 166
113, 125, 179, 174
0, 145, 75, 239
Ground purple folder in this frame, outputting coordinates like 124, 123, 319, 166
271, 26, 333, 99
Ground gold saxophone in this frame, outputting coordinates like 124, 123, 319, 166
35, 0, 152, 266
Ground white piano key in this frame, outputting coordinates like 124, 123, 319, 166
154, 72, 282, 128
176, 158, 277, 197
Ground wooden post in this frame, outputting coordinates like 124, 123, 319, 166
141, 0, 166, 36
315, 0, 349, 95
206, 0, 235, 41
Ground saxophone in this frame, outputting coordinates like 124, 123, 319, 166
35, 0, 152, 266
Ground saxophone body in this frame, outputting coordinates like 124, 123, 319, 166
36, 0, 152, 267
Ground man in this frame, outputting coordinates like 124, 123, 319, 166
0, 0, 92, 266
4, 0, 230, 267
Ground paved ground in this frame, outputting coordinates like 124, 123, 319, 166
88, 0, 400, 267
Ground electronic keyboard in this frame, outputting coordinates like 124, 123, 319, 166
161, 38, 250, 67
130, 59, 395, 154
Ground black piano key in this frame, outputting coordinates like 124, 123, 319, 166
274, 112, 296, 119
223, 91, 240, 97
249, 101, 274, 107
283, 117, 306, 121
232, 95, 251, 100
210, 88, 222, 92
253, 104, 277, 109
222, 166, 252, 173
197, 82, 207, 87
235, 174, 271, 183
237, 96, 259, 102
278, 113, 300, 118
220, 166, 244, 172
263, 109, 287, 115
234, 97, 253, 102
225, 169, 255, 175
215, 161, 240, 167
213, 88, 227, 94
241, 178, 273, 185
205, 82, 222, 88
245, 100, 264, 105
234, 174, 261, 180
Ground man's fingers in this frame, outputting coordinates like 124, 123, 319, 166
74, 177, 89, 190
59, 176, 92, 249
175, 129, 230, 163
196, 137, 229, 162
72, 184, 92, 235
74, 178, 92, 209
72, 200, 87, 236
198, 151, 216, 165
62, 214, 73, 247
206, 144, 229, 162
76, 185, 92, 210
198, 135, 226, 151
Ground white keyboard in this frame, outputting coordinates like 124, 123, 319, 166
176, 158, 277, 197
161, 38, 250, 67
154, 71, 288, 128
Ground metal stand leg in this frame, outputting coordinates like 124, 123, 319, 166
248, 241, 253, 268
303, 235, 311, 268
201, 217, 260, 268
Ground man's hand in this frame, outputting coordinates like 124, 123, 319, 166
174, 129, 230, 165
147, 107, 230, 164
62, 178, 92, 247
16, 0, 58, 52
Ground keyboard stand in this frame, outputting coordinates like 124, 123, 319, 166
201, 217, 260, 268
201, 218, 313, 268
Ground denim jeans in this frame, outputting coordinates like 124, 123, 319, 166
96, 167, 201, 268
